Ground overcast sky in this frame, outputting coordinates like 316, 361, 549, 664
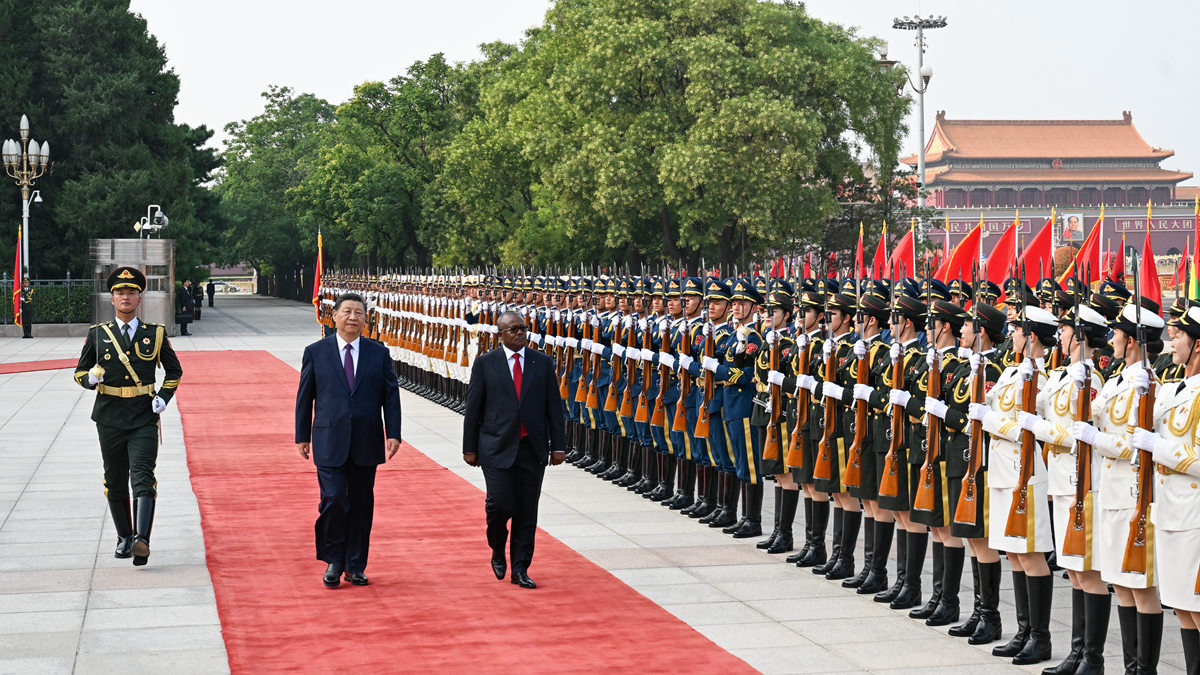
128, 0, 1199, 184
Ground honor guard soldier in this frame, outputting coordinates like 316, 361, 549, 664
73, 266, 183, 566
1157, 298, 1187, 383
812, 285, 857, 578
758, 280, 799, 554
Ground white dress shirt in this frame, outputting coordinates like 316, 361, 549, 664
336, 333, 360, 376
502, 344, 528, 385
116, 317, 140, 341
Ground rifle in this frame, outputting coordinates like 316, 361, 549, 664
583, 285, 603, 408
619, 298, 638, 418
559, 296, 573, 399
634, 286, 654, 423
914, 261, 942, 513
764, 298, 784, 462
954, 263, 986, 526
812, 265, 838, 482
603, 292, 625, 413
1063, 266, 1093, 558
843, 268, 868, 489
650, 301, 671, 427
671, 285, 692, 433
1123, 252, 1156, 574
786, 281, 812, 468
879, 263, 906, 499
694, 275, 714, 440
1006, 261, 1040, 541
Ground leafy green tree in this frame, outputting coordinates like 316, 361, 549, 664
0, 0, 222, 281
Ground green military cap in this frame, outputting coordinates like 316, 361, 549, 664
969, 303, 1007, 337
799, 290, 825, 308
858, 293, 890, 320
893, 292, 927, 320
829, 292, 856, 313
1168, 297, 1187, 318
931, 299, 968, 328
107, 266, 146, 292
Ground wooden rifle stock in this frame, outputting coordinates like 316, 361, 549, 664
619, 317, 637, 417
1122, 381, 1156, 574
634, 316, 653, 423
913, 350, 942, 512
1062, 363, 1095, 558
650, 318, 670, 426
764, 329, 783, 461
953, 354, 987, 526
1005, 362, 1040, 539
878, 348, 906, 498
604, 317, 623, 413
694, 323, 715, 439
671, 320, 691, 433
812, 339, 838, 482
558, 311, 572, 399
786, 335, 811, 469
842, 343, 870, 488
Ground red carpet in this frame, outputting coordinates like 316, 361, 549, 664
0, 358, 77, 374
175, 351, 752, 674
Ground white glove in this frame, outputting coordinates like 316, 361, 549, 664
765, 330, 777, 346
853, 340, 867, 359
822, 382, 844, 400
1131, 427, 1162, 454
678, 353, 694, 371
1017, 411, 1041, 433
623, 316, 633, 329
1067, 361, 1092, 388
926, 347, 937, 369
88, 372, 104, 385
657, 318, 669, 332
659, 353, 676, 370
702, 322, 711, 337
957, 346, 972, 359
822, 340, 834, 358
768, 370, 785, 387
1017, 358, 1035, 381
798, 374, 817, 392
627, 348, 642, 361
565, 338, 579, 349
151, 396, 167, 414
889, 389, 912, 408
889, 343, 901, 361
552, 309, 560, 321
796, 333, 809, 349
702, 356, 720, 372
925, 398, 949, 420
637, 318, 648, 331
968, 352, 981, 372
580, 338, 594, 351
853, 383, 873, 401
530, 333, 542, 346
1072, 421, 1099, 447
612, 344, 625, 358
967, 402, 990, 422
589, 342, 605, 355
1128, 367, 1150, 396
590, 316, 600, 327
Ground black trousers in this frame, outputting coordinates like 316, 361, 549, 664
97, 422, 159, 500
315, 460, 377, 572
482, 438, 546, 573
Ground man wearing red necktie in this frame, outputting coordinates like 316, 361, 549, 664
463, 310, 567, 589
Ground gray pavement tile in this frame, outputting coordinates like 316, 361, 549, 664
77, 624, 225, 654
0, 655, 75, 674
72, 648, 229, 675
653, 544, 782, 566
90, 564, 216, 590
85, 585, 215, 610
0, 591, 87, 614
729, 644, 862, 674
0, 554, 98, 573
685, 562, 809, 584
0, 631, 78, 660
626, 531, 745, 548
781, 615, 943, 645
0, 610, 83, 635
695, 620, 817, 650
0, 569, 92, 593
82, 602, 220, 631
577, 548, 673, 569
746, 595, 896, 622
711, 577, 852, 601
609, 566, 698, 586
663, 600, 772, 626
550, 533, 641, 550
635, 582, 737, 605
831, 636, 1000, 670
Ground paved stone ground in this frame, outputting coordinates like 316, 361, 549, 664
0, 295, 1186, 674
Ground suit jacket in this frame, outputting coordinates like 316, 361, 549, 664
180, 288, 195, 310
463, 347, 567, 469
295, 335, 403, 467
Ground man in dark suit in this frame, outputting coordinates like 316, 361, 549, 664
178, 280, 194, 335
463, 310, 567, 589
295, 292, 402, 588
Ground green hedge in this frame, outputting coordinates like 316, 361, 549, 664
1, 279, 93, 325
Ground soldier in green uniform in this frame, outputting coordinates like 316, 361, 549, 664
73, 267, 183, 566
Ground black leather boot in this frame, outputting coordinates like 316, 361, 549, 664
723, 481, 748, 533
649, 455, 675, 501
844, 517, 874, 588
1179, 628, 1198, 675
1135, 611, 1163, 675
970, 561, 1004, 645
690, 467, 719, 519
927, 545, 964, 626
600, 439, 626, 479
709, 473, 740, 529
876, 528, 907, 603
1012, 573, 1052, 665
910, 540, 943, 619
109, 498, 134, 559
732, 482, 763, 538
890, 530, 927, 610
813, 506, 843, 575
767, 489, 798, 554
825, 510, 860, 580
1074, 591, 1110, 675
699, 471, 726, 523
758, 486, 783, 549
858, 519, 892, 595
948, 557, 981, 637
787, 497, 814, 564
131, 495, 155, 566
1118, 604, 1138, 675
796, 499, 828, 567
671, 462, 696, 511
1042, 588, 1084, 674
993, 570, 1029, 656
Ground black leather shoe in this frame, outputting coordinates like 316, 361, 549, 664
511, 570, 537, 589
766, 533, 793, 554
910, 591, 941, 620
842, 564, 870, 589
491, 558, 506, 580
731, 521, 763, 539
757, 529, 779, 550
889, 583, 922, 610
795, 542, 827, 568
786, 542, 812, 564
824, 556, 855, 581
323, 562, 343, 588
857, 569, 889, 595
344, 571, 369, 586
722, 517, 748, 534
115, 535, 133, 559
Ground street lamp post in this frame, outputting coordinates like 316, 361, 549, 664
2, 115, 50, 276
891, 15, 946, 211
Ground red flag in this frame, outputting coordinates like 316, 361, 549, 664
1058, 208, 1105, 284
827, 252, 837, 276
803, 253, 811, 279
1107, 245, 1125, 282
889, 228, 914, 279
872, 221, 888, 279
11, 226, 20, 329
1174, 244, 1190, 289
854, 223, 865, 277
985, 218, 1018, 293
312, 231, 324, 321
1024, 214, 1055, 281
1141, 229, 1162, 310
936, 220, 983, 283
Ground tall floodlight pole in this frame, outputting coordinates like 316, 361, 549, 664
2, 115, 50, 276
892, 15, 946, 211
